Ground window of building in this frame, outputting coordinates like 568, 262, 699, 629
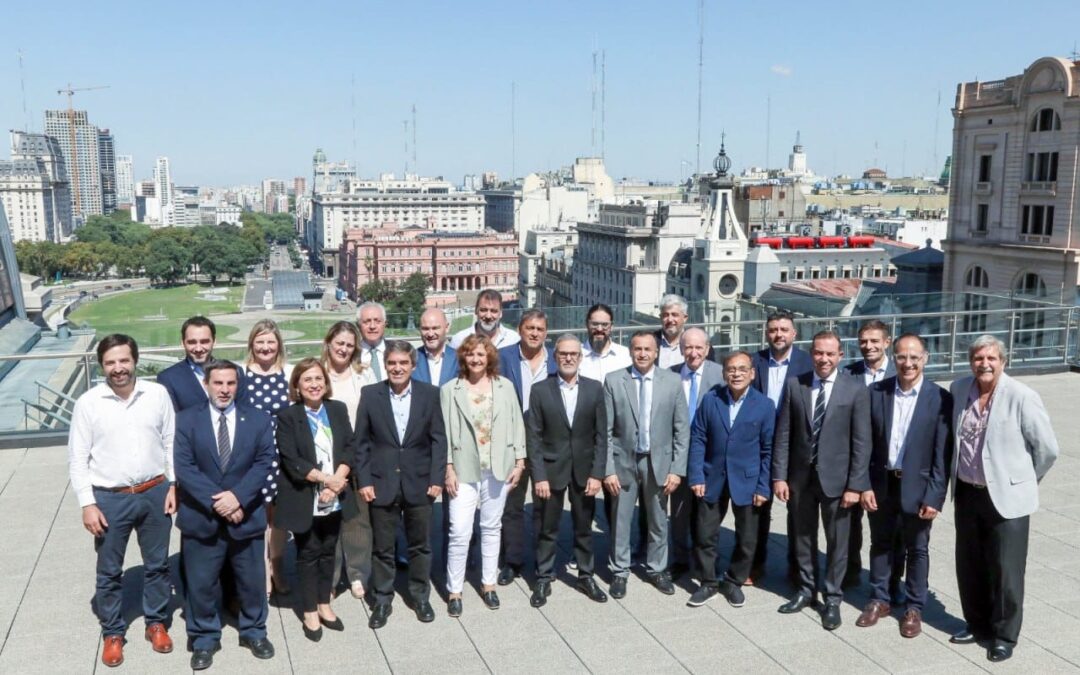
1014, 272, 1047, 297
1030, 108, 1061, 132
976, 204, 989, 232
794, 270, 804, 280
1025, 152, 1059, 182
1021, 205, 1054, 236
811, 269, 821, 279
964, 265, 989, 288
978, 154, 992, 182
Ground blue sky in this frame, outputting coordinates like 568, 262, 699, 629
1, 0, 1078, 186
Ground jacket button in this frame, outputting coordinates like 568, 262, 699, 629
395, 468, 400, 473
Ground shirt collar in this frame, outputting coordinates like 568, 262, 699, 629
895, 378, 922, 397
865, 358, 888, 374
768, 353, 791, 367
389, 384, 412, 401
680, 362, 703, 377
559, 375, 578, 389
813, 370, 838, 387
632, 366, 654, 381
365, 340, 384, 352
212, 402, 236, 418
660, 333, 680, 349
101, 378, 145, 401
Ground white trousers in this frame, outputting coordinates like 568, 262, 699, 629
446, 470, 510, 594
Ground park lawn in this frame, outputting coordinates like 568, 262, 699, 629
68, 284, 244, 348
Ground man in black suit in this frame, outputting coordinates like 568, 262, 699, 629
856, 334, 952, 639
526, 334, 608, 608
157, 316, 239, 412
843, 320, 901, 593
773, 330, 871, 630
355, 341, 447, 629
173, 361, 276, 670
749, 310, 814, 583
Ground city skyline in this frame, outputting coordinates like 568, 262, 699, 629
1, 0, 1078, 186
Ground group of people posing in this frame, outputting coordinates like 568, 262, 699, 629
68, 290, 1060, 669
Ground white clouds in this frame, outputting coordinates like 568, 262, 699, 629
770, 64, 793, 77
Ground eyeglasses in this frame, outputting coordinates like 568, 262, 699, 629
724, 367, 752, 375
555, 351, 581, 360
587, 321, 612, 329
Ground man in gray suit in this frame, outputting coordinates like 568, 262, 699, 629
604, 330, 690, 599
669, 327, 724, 578
948, 335, 1059, 663
773, 330, 871, 630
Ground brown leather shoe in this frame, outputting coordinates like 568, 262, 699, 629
144, 623, 173, 653
900, 609, 922, 638
855, 600, 890, 627
102, 635, 124, 667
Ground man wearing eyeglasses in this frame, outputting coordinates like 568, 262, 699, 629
579, 303, 631, 384
686, 350, 774, 608
525, 334, 609, 607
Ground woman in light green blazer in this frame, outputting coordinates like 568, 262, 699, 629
440, 334, 526, 617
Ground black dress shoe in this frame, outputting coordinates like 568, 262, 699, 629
531, 581, 551, 608
447, 597, 463, 617
414, 601, 435, 623
778, 593, 813, 614
950, 627, 978, 644
988, 643, 1013, 662
302, 624, 322, 642
238, 637, 275, 660
482, 590, 501, 609
369, 603, 392, 629
576, 577, 608, 603
648, 572, 675, 595
497, 566, 519, 586
191, 643, 220, 670
610, 577, 627, 599
319, 615, 344, 631
822, 602, 842, 630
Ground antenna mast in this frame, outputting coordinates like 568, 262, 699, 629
933, 89, 941, 174
695, 0, 704, 175
601, 50, 606, 160
412, 103, 417, 173
765, 94, 771, 172
18, 50, 29, 132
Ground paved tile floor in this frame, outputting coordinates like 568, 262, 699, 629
2, 372, 1079, 673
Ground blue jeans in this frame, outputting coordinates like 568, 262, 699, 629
93, 481, 172, 636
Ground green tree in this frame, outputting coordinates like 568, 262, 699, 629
15, 240, 63, 279
358, 273, 431, 329
144, 232, 190, 285
61, 242, 102, 278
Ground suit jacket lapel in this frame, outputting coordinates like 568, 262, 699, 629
719, 388, 733, 432
623, 372, 639, 424
203, 409, 225, 475
899, 385, 931, 456
401, 385, 422, 446
378, 385, 402, 446
800, 373, 815, 431
883, 384, 896, 447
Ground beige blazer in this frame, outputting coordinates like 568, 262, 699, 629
440, 375, 526, 483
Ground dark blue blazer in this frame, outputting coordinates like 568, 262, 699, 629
414, 345, 459, 386
687, 386, 775, 506
498, 344, 558, 408
844, 358, 897, 382
174, 402, 276, 540
868, 377, 953, 514
751, 346, 813, 416
158, 358, 247, 412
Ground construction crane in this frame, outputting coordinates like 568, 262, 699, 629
56, 83, 109, 217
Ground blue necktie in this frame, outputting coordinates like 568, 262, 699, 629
688, 371, 699, 420
637, 375, 649, 454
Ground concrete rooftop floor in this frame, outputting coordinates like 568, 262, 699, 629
2, 372, 1079, 674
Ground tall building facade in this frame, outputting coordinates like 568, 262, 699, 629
0, 160, 61, 242
293, 177, 307, 197
154, 157, 173, 226
116, 155, 134, 207
97, 129, 116, 214
44, 110, 103, 221
942, 56, 1080, 305
7, 131, 73, 240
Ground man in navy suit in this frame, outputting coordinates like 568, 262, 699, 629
414, 308, 458, 386
843, 320, 899, 591
856, 334, 952, 639
686, 350, 775, 609
749, 310, 814, 583
496, 309, 557, 585
157, 316, 218, 412
173, 360, 277, 670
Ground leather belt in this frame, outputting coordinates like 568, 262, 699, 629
959, 479, 986, 490
95, 474, 166, 494
887, 469, 903, 479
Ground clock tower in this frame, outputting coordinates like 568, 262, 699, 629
689, 137, 749, 310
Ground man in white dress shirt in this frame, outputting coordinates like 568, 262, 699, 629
579, 303, 631, 383
68, 334, 177, 668
448, 289, 520, 350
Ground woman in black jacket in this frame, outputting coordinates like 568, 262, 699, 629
274, 358, 358, 641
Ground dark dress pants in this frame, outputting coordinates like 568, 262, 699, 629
92, 482, 172, 636
535, 482, 597, 582
370, 498, 433, 605
790, 472, 850, 603
501, 468, 540, 570
669, 481, 695, 567
293, 511, 342, 613
183, 531, 267, 650
693, 484, 758, 586
752, 498, 800, 577
867, 474, 932, 611
850, 503, 907, 590
955, 480, 1029, 646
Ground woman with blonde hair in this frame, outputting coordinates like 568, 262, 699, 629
441, 334, 526, 617
320, 321, 376, 600
243, 319, 293, 595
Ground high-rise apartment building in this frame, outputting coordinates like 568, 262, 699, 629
293, 177, 307, 197
97, 129, 116, 214
942, 56, 1080, 306
44, 109, 103, 221
154, 157, 173, 226
8, 131, 73, 240
262, 178, 286, 213
116, 155, 134, 207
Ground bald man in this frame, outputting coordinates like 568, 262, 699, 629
414, 308, 459, 386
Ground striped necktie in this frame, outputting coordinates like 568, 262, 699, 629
810, 380, 827, 463
217, 412, 232, 470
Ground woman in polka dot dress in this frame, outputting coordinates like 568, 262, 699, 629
244, 319, 294, 596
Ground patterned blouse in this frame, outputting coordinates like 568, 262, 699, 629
467, 388, 494, 472
246, 368, 290, 503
